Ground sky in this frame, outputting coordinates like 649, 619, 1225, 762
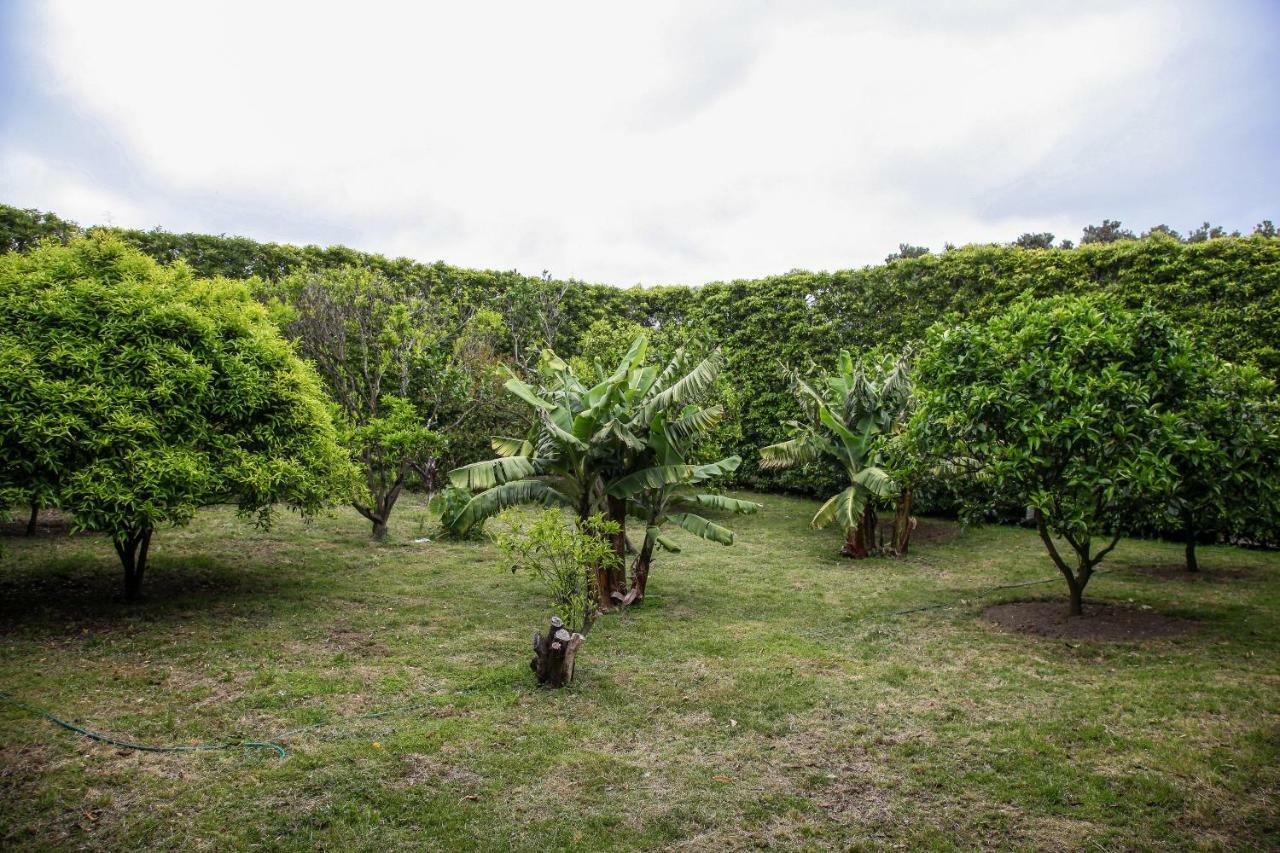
1, 1, 1278, 286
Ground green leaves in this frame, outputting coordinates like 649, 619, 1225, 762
759, 436, 820, 470
664, 404, 724, 445
0, 235, 354, 569
446, 335, 743, 549
607, 465, 697, 498
491, 436, 531, 458
851, 465, 894, 497
633, 349, 723, 426
763, 350, 910, 541
905, 293, 1233, 597
448, 455, 537, 491
668, 512, 735, 545
452, 480, 573, 532
494, 509, 618, 634
684, 493, 761, 514
691, 456, 742, 482
504, 376, 555, 411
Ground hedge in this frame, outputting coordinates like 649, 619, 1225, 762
4, 205, 1277, 493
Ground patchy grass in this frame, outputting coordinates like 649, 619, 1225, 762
1, 493, 1277, 850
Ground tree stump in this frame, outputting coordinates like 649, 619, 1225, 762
530, 616, 585, 688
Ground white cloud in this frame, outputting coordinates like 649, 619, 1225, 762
8, 0, 1268, 283
0, 150, 148, 228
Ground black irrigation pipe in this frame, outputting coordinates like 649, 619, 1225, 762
1, 570, 1101, 759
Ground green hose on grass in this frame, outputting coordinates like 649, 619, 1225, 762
0, 690, 288, 758
0, 691, 446, 760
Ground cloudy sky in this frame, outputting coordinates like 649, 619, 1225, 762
2, 1, 1277, 285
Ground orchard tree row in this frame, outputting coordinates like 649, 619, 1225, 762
4, 204, 1278, 503
757, 296, 1280, 615
2, 232, 1278, 625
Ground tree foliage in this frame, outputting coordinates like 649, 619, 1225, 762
1013, 232, 1055, 250
1080, 219, 1136, 244
271, 266, 507, 537
1165, 361, 1280, 569
906, 295, 1205, 614
495, 510, 620, 635
5, 204, 1279, 525
0, 236, 354, 597
761, 351, 910, 557
449, 335, 750, 606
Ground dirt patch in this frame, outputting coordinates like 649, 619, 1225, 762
326, 627, 389, 656
911, 519, 963, 545
983, 600, 1198, 642
877, 518, 963, 548
400, 752, 484, 788
1127, 564, 1256, 583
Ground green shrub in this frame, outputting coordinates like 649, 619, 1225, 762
5, 205, 1277, 515
0, 235, 355, 598
494, 510, 620, 635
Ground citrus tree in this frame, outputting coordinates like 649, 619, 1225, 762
0, 236, 354, 599
1167, 360, 1280, 570
905, 295, 1199, 614
760, 351, 911, 557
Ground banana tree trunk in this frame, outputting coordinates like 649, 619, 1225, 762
613, 534, 655, 608
841, 506, 877, 559
632, 539, 654, 602
891, 490, 915, 556
600, 495, 628, 605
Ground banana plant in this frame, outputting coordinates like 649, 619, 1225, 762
760, 351, 911, 557
606, 408, 759, 604
447, 335, 730, 605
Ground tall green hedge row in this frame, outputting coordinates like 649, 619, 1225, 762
4, 205, 1278, 492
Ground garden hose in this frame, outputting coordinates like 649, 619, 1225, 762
0, 691, 445, 760
0, 690, 288, 758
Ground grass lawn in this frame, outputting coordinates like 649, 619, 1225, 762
1, 492, 1278, 851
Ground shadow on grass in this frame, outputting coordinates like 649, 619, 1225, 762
1123, 563, 1259, 582
0, 553, 302, 634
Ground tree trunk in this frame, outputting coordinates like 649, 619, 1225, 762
840, 525, 865, 558
891, 490, 914, 556
600, 495, 628, 605
412, 457, 439, 514
840, 506, 877, 559
1183, 515, 1199, 572
1034, 509, 1092, 616
530, 616, 584, 688
632, 540, 653, 602
25, 504, 38, 537
1067, 576, 1084, 616
357, 475, 405, 540
113, 527, 153, 601
613, 535, 655, 607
